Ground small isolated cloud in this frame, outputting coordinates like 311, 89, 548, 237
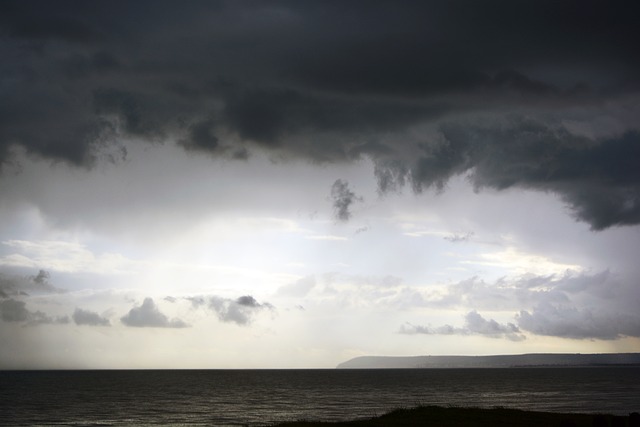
355, 226, 370, 234
400, 311, 525, 341
121, 298, 188, 328
0, 298, 69, 325
188, 295, 274, 326
444, 231, 474, 243
73, 308, 110, 326
330, 179, 362, 222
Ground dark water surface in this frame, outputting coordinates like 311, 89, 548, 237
1, 367, 639, 426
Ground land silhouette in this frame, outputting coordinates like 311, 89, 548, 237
274, 406, 640, 427
337, 353, 640, 369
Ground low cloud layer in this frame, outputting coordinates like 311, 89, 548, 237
0, 298, 69, 325
400, 311, 525, 342
402, 270, 640, 341
516, 303, 640, 340
1, 1, 639, 229
285, 270, 639, 341
121, 298, 188, 328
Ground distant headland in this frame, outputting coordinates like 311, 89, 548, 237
336, 353, 640, 369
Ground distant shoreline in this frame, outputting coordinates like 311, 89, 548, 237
337, 352, 640, 369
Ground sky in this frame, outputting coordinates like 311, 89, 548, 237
1, 0, 640, 369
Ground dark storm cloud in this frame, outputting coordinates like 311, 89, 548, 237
187, 294, 273, 326
400, 311, 525, 341
72, 308, 110, 326
179, 118, 219, 152
2, 1, 640, 228
391, 118, 640, 230
121, 298, 188, 328
330, 179, 362, 222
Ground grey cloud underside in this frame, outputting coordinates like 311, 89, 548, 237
2, 1, 640, 228
121, 298, 188, 328
403, 119, 640, 230
516, 304, 640, 341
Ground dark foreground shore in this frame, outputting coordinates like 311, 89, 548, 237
274, 405, 640, 426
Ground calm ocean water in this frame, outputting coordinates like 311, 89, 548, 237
1, 367, 639, 426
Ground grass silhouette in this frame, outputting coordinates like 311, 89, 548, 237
273, 405, 637, 426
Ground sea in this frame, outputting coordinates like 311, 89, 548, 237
1, 367, 639, 426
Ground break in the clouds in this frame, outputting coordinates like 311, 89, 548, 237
121, 298, 188, 328
1, 1, 640, 229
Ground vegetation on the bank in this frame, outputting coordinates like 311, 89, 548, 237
273, 405, 639, 427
